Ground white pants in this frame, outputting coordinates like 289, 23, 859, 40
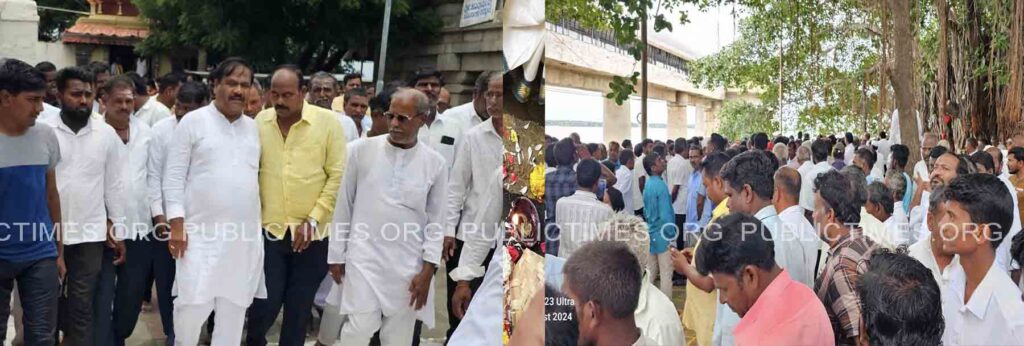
173, 298, 247, 346
339, 310, 416, 346
316, 303, 348, 345
648, 252, 673, 298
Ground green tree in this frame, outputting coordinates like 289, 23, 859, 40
715, 100, 778, 140
36, 0, 89, 42
134, 0, 442, 73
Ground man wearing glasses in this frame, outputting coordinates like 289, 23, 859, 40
327, 88, 448, 345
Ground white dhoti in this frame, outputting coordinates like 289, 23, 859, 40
172, 298, 247, 346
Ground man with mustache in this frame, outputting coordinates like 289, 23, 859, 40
162, 57, 265, 345
246, 65, 346, 346
0, 58, 63, 346
39, 66, 127, 346
145, 80, 210, 345
444, 71, 504, 340
308, 72, 370, 142
410, 68, 465, 168
124, 73, 172, 127
97, 76, 156, 346
327, 88, 447, 345
442, 71, 502, 132
330, 73, 365, 112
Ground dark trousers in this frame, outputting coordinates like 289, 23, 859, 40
246, 232, 329, 346
672, 214, 687, 284
92, 246, 116, 346
444, 239, 496, 343
152, 235, 176, 344
58, 242, 104, 346
113, 237, 163, 346
0, 257, 58, 346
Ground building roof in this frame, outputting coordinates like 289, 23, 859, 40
63, 21, 148, 46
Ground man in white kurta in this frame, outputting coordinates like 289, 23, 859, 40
145, 81, 209, 343
328, 88, 447, 345
162, 61, 265, 346
444, 75, 504, 338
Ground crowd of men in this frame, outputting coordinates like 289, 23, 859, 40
0, 57, 506, 346
542, 129, 1024, 345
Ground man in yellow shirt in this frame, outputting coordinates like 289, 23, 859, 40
673, 152, 732, 345
247, 65, 347, 346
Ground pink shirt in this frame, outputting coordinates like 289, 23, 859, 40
734, 270, 836, 346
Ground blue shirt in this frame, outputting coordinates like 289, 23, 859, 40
0, 125, 61, 262
685, 171, 712, 233
544, 165, 577, 255
644, 176, 676, 254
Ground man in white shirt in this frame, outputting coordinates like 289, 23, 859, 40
721, 151, 817, 288
146, 81, 209, 344
443, 74, 503, 339
97, 76, 159, 346
773, 167, 824, 287
41, 66, 126, 346
124, 73, 172, 127
800, 139, 834, 214
667, 141, 692, 248
939, 174, 1024, 345
981, 146, 1023, 273
597, 213, 685, 345
908, 186, 958, 290
863, 182, 900, 249
556, 159, 614, 259
913, 132, 938, 181
163, 58, 266, 345
795, 144, 813, 176
327, 88, 447, 345
411, 68, 465, 168
441, 71, 501, 131
614, 151, 636, 214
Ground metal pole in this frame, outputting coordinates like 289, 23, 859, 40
375, 0, 393, 91
641, 10, 649, 139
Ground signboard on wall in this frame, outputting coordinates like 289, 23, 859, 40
460, 0, 498, 27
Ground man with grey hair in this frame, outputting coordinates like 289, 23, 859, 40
914, 132, 939, 181
884, 171, 910, 244
327, 87, 448, 345
596, 213, 685, 346
795, 144, 812, 175
441, 71, 502, 131
772, 142, 789, 167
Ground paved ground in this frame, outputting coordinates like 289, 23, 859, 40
7, 272, 691, 345
5, 268, 451, 346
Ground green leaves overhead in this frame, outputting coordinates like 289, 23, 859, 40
134, 0, 442, 72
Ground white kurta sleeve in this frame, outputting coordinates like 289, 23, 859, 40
423, 162, 450, 265
328, 144, 358, 265
450, 167, 501, 282
147, 129, 166, 218
162, 118, 193, 221
104, 129, 128, 239
445, 139, 473, 238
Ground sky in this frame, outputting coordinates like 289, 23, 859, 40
649, 3, 745, 59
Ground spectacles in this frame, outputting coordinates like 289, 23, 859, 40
384, 111, 417, 123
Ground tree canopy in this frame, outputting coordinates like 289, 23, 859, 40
133, 0, 443, 73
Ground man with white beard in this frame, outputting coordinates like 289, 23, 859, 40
162, 57, 266, 345
327, 88, 447, 345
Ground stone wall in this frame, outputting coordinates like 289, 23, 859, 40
390, 0, 504, 106
0, 0, 76, 67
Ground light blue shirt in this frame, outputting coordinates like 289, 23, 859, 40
644, 176, 676, 254
685, 171, 712, 233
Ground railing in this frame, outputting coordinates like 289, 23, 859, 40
550, 19, 690, 77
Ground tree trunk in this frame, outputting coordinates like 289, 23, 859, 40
890, 0, 920, 166
1002, 0, 1024, 141
935, 0, 949, 143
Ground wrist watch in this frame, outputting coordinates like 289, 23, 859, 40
307, 217, 318, 230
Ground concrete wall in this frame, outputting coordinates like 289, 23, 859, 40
0, 0, 76, 67
391, 0, 504, 106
